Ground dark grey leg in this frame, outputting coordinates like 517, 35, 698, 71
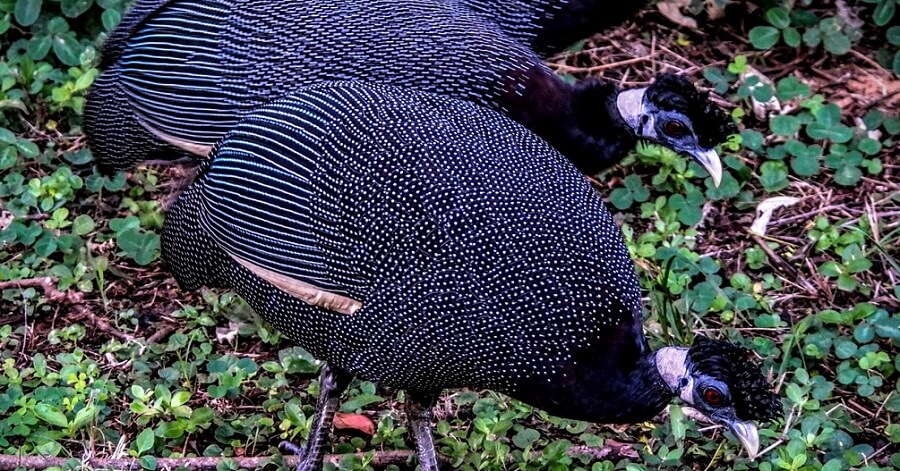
406, 392, 441, 471
280, 364, 353, 471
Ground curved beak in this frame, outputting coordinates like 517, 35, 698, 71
689, 148, 723, 187
726, 419, 760, 459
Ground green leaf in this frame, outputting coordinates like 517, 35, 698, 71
803, 26, 822, 47
72, 405, 98, 430
14, 0, 42, 27
0, 146, 16, 170
854, 323, 875, 343
135, 428, 155, 455
749, 26, 780, 49
791, 153, 819, 176
770, 115, 801, 136
759, 161, 789, 192
34, 232, 58, 257
339, 394, 383, 412
740, 129, 764, 151
837, 273, 857, 291
61, 0, 94, 18
15, 139, 39, 158
874, 317, 900, 341
766, 7, 791, 28
512, 428, 540, 449
834, 338, 857, 359
873, 0, 896, 26
158, 421, 185, 438
857, 138, 881, 155
101, 8, 122, 31
807, 123, 853, 143
139, 456, 157, 470
823, 32, 851, 55
190, 407, 215, 426
814, 104, 842, 127
818, 261, 843, 277
34, 403, 69, 428
0, 128, 15, 145
53, 34, 83, 66
171, 391, 191, 408
888, 26, 900, 46
609, 187, 633, 210
26, 34, 52, 60
63, 149, 93, 165
833, 165, 862, 186
782, 27, 801, 47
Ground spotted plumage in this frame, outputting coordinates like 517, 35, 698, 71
163, 82, 778, 470
165, 81, 644, 401
84, 0, 730, 181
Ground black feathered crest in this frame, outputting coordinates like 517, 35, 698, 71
688, 335, 782, 422
646, 74, 737, 149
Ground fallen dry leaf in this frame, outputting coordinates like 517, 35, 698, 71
334, 412, 376, 435
657, 0, 698, 28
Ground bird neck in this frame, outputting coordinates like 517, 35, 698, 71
519, 331, 685, 424
614, 87, 651, 138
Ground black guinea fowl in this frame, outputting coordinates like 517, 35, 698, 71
162, 81, 779, 471
84, 0, 730, 184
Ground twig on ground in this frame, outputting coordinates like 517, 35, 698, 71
73, 305, 135, 343
0, 277, 78, 304
549, 53, 658, 74
0, 442, 637, 470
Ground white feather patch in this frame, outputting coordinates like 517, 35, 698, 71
230, 254, 362, 315
615, 87, 649, 136
141, 120, 214, 157
656, 346, 690, 395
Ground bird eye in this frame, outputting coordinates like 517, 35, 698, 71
664, 120, 688, 138
704, 388, 724, 406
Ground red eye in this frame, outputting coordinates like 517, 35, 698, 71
664, 120, 688, 138
704, 388, 724, 405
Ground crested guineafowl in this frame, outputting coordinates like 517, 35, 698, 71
84, 0, 730, 184
162, 81, 779, 470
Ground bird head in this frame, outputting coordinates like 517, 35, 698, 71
656, 336, 781, 458
615, 74, 735, 187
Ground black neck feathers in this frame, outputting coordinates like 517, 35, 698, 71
498, 68, 636, 175
515, 320, 671, 424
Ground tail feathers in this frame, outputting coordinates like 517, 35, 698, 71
83, 71, 186, 172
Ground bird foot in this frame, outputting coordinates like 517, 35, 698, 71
279, 440, 319, 471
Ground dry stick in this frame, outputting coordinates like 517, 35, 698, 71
769, 203, 851, 227
549, 53, 658, 74
73, 305, 135, 343
0, 277, 68, 302
0, 444, 636, 471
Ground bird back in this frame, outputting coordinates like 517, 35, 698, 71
86, 0, 541, 170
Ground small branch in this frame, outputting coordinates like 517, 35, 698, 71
0, 277, 76, 303
73, 305, 135, 343
549, 53, 658, 74
0, 443, 637, 470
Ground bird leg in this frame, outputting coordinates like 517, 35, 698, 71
280, 363, 353, 471
406, 391, 441, 471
